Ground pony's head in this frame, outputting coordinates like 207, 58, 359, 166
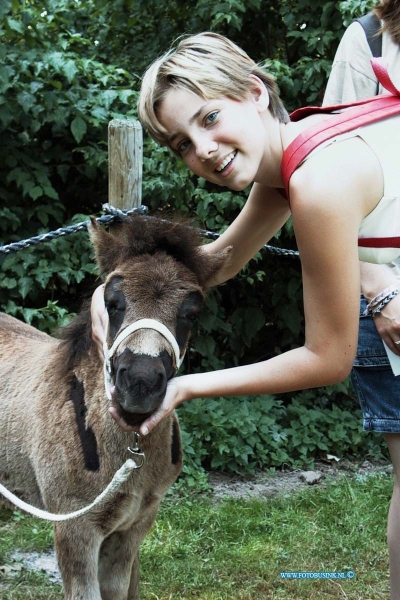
88, 214, 230, 426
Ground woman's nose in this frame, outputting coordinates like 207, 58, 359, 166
195, 137, 218, 161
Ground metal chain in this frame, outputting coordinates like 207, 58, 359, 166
0, 204, 299, 259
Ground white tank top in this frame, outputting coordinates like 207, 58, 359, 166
304, 114, 400, 263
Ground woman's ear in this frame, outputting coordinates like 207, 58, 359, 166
248, 74, 270, 112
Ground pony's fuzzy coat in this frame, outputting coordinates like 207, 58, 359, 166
0, 215, 230, 600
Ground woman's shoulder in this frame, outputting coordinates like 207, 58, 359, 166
282, 114, 333, 147
289, 135, 382, 217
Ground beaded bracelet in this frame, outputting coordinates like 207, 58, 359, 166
365, 284, 398, 311
364, 289, 400, 316
363, 284, 399, 316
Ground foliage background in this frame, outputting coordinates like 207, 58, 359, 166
0, 0, 385, 479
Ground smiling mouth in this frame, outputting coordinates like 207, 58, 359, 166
215, 150, 237, 173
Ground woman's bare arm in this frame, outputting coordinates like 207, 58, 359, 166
201, 183, 291, 285
139, 140, 377, 435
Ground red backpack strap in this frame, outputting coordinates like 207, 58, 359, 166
371, 57, 400, 95
288, 94, 379, 122
357, 237, 400, 248
281, 58, 400, 201
281, 96, 400, 200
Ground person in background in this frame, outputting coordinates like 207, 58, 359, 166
323, 2, 400, 596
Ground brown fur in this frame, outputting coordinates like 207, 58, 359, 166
0, 215, 231, 600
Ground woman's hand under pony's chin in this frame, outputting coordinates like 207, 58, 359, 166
139, 377, 187, 436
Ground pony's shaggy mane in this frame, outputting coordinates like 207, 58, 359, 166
95, 215, 216, 287
120, 215, 204, 262
56, 304, 94, 376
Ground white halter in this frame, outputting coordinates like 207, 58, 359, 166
103, 318, 184, 400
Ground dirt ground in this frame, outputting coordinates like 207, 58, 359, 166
208, 456, 392, 500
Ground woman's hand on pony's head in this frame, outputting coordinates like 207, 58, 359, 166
91, 284, 108, 361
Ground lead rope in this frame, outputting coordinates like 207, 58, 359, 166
1, 317, 183, 521
0, 435, 145, 522
1, 319, 183, 520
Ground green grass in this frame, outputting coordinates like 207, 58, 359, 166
0, 472, 392, 599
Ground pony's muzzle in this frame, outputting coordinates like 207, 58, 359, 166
113, 349, 172, 415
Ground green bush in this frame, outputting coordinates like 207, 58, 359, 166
0, 0, 384, 478
178, 385, 387, 478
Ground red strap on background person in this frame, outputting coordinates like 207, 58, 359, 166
280, 58, 400, 249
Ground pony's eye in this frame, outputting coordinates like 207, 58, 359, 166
179, 309, 200, 325
106, 302, 121, 316
107, 305, 117, 315
185, 313, 198, 324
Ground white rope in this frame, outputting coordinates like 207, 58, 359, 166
109, 319, 182, 366
0, 458, 139, 522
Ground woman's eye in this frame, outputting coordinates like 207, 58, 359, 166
205, 111, 218, 125
178, 139, 191, 153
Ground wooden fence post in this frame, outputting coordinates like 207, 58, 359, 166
108, 119, 143, 209
108, 119, 142, 600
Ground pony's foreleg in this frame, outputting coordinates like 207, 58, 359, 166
127, 553, 140, 600
98, 528, 141, 600
53, 521, 103, 600
99, 506, 160, 600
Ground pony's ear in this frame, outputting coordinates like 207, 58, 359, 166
88, 217, 125, 276
198, 246, 233, 289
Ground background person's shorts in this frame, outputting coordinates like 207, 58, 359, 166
351, 296, 400, 433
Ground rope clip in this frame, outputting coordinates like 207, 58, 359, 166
127, 432, 145, 469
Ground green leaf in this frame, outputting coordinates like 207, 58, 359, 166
193, 335, 215, 357
29, 186, 43, 200
63, 59, 78, 83
2, 277, 17, 289
6, 17, 24, 34
43, 186, 59, 200
17, 91, 36, 112
70, 116, 87, 143
0, 0, 11, 18
18, 277, 33, 299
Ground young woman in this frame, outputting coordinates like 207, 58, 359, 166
92, 32, 400, 441
323, 2, 400, 597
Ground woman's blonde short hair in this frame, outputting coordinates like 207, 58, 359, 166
138, 32, 289, 148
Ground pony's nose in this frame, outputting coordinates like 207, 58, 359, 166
117, 363, 166, 394
114, 350, 168, 413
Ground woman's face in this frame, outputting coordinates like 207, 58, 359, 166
157, 81, 271, 191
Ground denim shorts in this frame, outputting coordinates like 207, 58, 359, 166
351, 296, 400, 433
